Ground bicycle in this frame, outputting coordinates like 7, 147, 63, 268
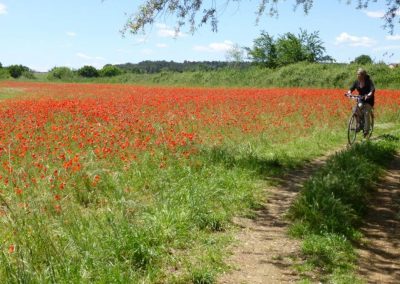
345, 93, 374, 145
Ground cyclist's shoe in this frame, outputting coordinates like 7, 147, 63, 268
356, 125, 362, 132
363, 132, 369, 138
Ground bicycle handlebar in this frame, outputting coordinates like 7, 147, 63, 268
344, 93, 364, 101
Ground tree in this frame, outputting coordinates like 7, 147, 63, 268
246, 30, 332, 67
77, 65, 99, 78
352, 54, 373, 65
123, 1, 400, 34
0, 62, 2, 68
298, 29, 327, 62
276, 32, 306, 66
245, 31, 277, 68
225, 44, 245, 67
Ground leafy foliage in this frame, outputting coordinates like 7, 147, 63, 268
245, 31, 277, 68
123, 0, 400, 34
8, 65, 30, 78
225, 43, 246, 67
48, 67, 76, 80
352, 54, 373, 65
246, 30, 332, 67
77, 65, 99, 78
0, 68, 9, 79
100, 65, 123, 77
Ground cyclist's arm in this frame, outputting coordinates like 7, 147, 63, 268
366, 80, 375, 98
347, 81, 357, 95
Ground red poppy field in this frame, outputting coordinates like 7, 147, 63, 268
0, 81, 399, 282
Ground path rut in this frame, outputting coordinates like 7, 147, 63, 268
218, 157, 328, 284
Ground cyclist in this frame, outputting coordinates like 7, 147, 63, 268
346, 68, 375, 138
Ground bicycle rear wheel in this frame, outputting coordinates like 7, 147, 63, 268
366, 111, 374, 139
348, 113, 358, 145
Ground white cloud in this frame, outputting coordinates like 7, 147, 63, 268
141, 48, 153, 55
76, 52, 92, 60
66, 32, 77, 37
136, 37, 147, 43
365, 9, 400, 18
335, 32, 376, 47
156, 43, 168, 48
76, 52, 105, 61
364, 10, 385, 18
373, 45, 400, 52
0, 3, 7, 15
386, 34, 400, 41
193, 40, 235, 53
156, 23, 186, 38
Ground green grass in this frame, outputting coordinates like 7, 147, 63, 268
0, 87, 27, 100
289, 134, 400, 283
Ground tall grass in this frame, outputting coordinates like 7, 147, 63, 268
0, 124, 354, 282
29, 63, 400, 89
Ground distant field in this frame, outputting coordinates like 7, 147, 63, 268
0, 81, 399, 282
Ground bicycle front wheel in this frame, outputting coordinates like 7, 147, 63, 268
348, 113, 358, 145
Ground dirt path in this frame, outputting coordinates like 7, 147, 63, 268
218, 157, 329, 284
356, 153, 400, 284
218, 146, 400, 284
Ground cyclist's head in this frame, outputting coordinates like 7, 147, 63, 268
357, 68, 367, 80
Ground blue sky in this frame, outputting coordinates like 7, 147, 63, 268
0, 0, 399, 71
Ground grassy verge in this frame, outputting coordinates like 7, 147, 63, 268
7, 62, 400, 89
289, 135, 400, 283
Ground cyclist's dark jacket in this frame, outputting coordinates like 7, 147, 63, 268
349, 75, 375, 106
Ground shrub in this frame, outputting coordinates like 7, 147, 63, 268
8, 65, 30, 78
100, 65, 123, 77
48, 67, 75, 80
21, 70, 36, 80
77, 65, 99, 78
0, 68, 9, 79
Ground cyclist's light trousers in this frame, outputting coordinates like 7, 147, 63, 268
363, 103, 373, 133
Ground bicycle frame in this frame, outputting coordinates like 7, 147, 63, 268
345, 93, 374, 145
347, 94, 365, 115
